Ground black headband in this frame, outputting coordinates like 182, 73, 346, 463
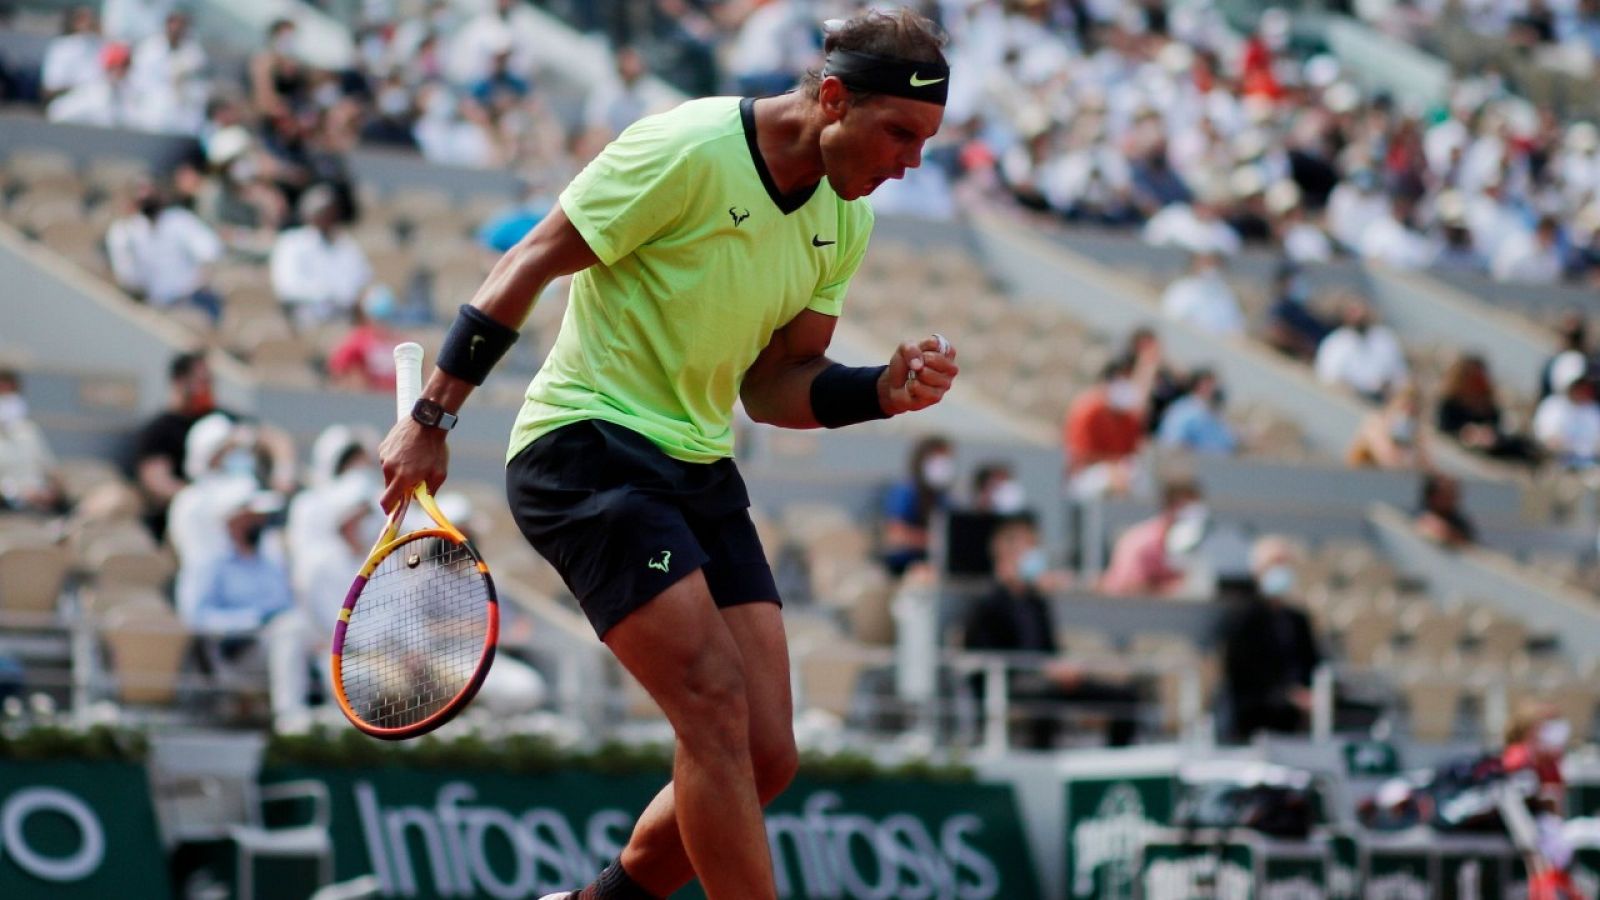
822, 49, 949, 106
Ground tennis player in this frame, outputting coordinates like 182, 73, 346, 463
378, 9, 956, 899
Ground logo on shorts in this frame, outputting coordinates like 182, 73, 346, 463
647, 550, 672, 573
729, 206, 750, 227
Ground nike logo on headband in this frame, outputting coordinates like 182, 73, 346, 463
909, 73, 945, 87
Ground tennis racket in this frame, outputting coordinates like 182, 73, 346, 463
331, 342, 499, 740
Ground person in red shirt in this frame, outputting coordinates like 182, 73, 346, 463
326, 285, 401, 391
1064, 356, 1146, 497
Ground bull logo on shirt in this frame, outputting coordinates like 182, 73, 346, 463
728, 206, 750, 227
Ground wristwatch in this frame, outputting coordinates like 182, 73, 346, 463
410, 398, 459, 432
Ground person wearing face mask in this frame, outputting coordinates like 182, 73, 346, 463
1160, 251, 1246, 338
270, 184, 374, 328
1064, 356, 1148, 499
1099, 477, 1205, 597
1347, 382, 1431, 471
190, 485, 293, 635
129, 352, 226, 539
105, 176, 225, 320
1264, 261, 1331, 362
963, 514, 1138, 748
970, 461, 1028, 515
326, 285, 403, 391
1222, 535, 1322, 743
1157, 368, 1238, 456
1314, 294, 1410, 403
0, 370, 66, 514
880, 435, 957, 577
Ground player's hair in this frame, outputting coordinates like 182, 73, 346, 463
799, 8, 948, 101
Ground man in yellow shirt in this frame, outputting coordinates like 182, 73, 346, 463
379, 9, 958, 899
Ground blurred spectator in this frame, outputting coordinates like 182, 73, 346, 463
40, 6, 105, 103
1533, 351, 1600, 468
1223, 535, 1321, 743
413, 82, 504, 169
326, 287, 401, 391
1160, 251, 1246, 337
1492, 215, 1565, 284
249, 19, 308, 120
1099, 477, 1204, 597
1358, 192, 1439, 270
448, 0, 538, 85
1142, 188, 1242, 256
476, 183, 547, 253
361, 73, 418, 149
963, 513, 1134, 748
294, 473, 375, 638
1415, 473, 1476, 547
582, 45, 656, 147
1314, 296, 1409, 403
1502, 699, 1580, 897
1432, 191, 1487, 274
1347, 383, 1431, 470
269, 185, 372, 328
468, 33, 528, 109
969, 460, 1028, 515
129, 351, 216, 537
1540, 312, 1590, 400
1435, 353, 1539, 463
1158, 368, 1237, 455
1264, 261, 1332, 361
1123, 327, 1183, 432
47, 41, 149, 129
0, 370, 65, 513
286, 424, 377, 601
1326, 168, 1388, 252
880, 434, 956, 578
106, 177, 224, 319
726, 0, 815, 97
101, 0, 174, 45
1267, 181, 1333, 264
1064, 357, 1145, 498
128, 8, 206, 133
190, 484, 293, 634
169, 413, 261, 621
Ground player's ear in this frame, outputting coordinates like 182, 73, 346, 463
818, 76, 851, 122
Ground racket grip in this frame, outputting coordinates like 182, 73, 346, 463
394, 342, 424, 423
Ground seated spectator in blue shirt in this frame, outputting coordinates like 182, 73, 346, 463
880, 435, 956, 577
192, 487, 293, 634
476, 184, 548, 253
1158, 369, 1238, 455
1264, 262, 1332, 362
469, 42, 528, 109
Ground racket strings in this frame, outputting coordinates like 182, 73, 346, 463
341, 536, 490, 729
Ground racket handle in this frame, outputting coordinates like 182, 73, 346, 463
394, 342, 424, 423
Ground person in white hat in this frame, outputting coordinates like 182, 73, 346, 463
1533, 351, 1600, 468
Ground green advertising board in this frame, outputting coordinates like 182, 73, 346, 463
1260, 851, 1325, 899
1063, 774, 1175, 900
0, 760, 171, 900
1436, 847, 1509, 899
1139, 839, 1253, 899
264, 766, 1041, 899
1364, 844, 1432, 900
1572, 848, 1600, 897
1324, 833, 1360, 900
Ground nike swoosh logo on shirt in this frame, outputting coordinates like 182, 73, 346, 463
812, 235, 836, 247
909, 73, 946, 87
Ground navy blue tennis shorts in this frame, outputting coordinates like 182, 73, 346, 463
505, 420, 780, 638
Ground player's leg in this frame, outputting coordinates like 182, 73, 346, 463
614, 601, 796, 895
603, 569, 777, 900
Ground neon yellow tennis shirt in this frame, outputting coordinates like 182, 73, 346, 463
508, 96, 875, 464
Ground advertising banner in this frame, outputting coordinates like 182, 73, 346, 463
264, 766, 1041, 899
1062, 774, 1176, 900
0, 760, 171, 900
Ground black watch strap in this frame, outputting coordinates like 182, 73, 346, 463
410, 398, 459, 432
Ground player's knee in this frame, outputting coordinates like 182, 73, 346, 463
752, 730, 798, 803
675, 651, 750, 748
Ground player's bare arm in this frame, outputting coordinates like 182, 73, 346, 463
378, 205, 599, 512
741, 310, 959, 428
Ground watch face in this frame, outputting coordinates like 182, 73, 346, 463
414, 399, 440, 425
